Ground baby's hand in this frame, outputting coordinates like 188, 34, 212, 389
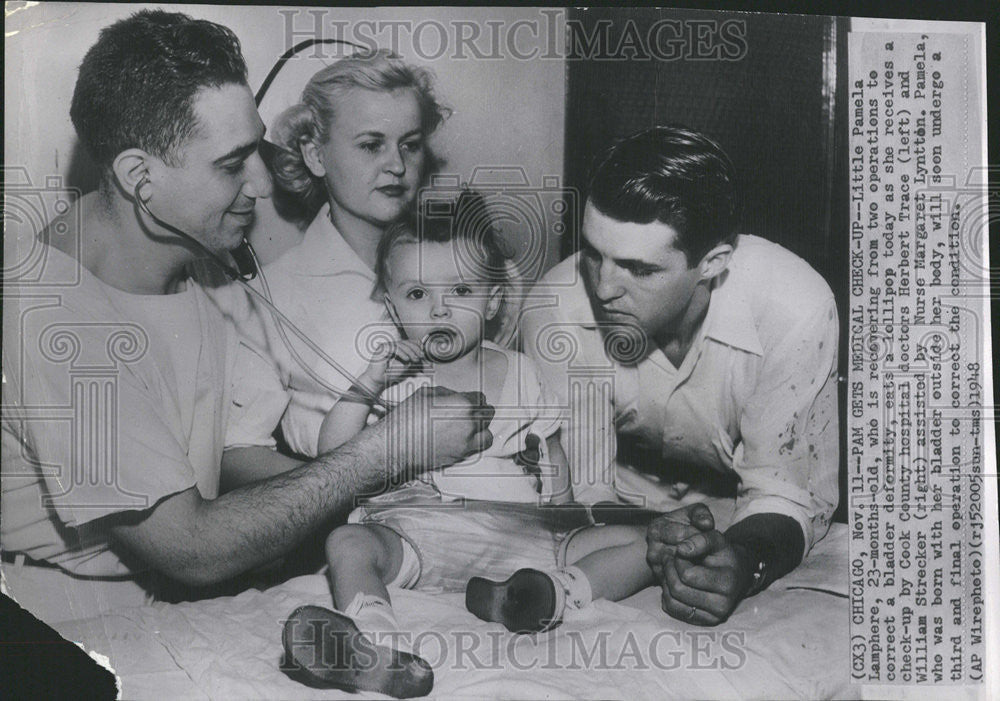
362, 339, 426, 390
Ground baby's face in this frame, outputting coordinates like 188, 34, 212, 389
384, 241, 501, 361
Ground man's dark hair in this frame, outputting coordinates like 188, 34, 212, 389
70, 9, 248, 173
587, 125, 739, 266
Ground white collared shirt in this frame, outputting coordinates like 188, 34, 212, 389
227, 205, 395, 457
522, 235, 840, 557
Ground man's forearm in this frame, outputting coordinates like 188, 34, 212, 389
207, 426, 396, 571
724, 512, 804, 595
114, 385, 488, 587
220, 446, 302, 492
113, 421, 399, 587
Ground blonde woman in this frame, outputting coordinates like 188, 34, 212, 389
227, 50, 450, 459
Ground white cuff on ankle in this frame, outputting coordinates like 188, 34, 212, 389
553, 566, 593, 610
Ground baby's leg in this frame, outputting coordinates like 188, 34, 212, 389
325, 523, 403, 610
281, 524, 433, 697
465, 524, 654, 633
564, 524, 655, 602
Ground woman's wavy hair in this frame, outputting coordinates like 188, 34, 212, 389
269, 49, 449, 220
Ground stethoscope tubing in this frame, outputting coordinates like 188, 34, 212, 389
133, 187, 390, 410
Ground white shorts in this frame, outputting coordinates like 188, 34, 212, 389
348, 481, 588, 593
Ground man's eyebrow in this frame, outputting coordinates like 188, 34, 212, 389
212, 133, 264, 165
581, 239, 661, 269
613, 257, 662, 270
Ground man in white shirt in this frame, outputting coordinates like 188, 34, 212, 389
523, 126, 839, 625
1, 9, 493, 626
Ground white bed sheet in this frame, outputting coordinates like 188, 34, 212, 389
58, 524, 851, 700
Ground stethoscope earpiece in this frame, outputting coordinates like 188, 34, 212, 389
127, 169, 381, 406
135, 176, 152, 203
120, 36, 395, 411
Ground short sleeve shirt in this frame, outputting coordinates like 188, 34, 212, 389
1, 245, 244, 576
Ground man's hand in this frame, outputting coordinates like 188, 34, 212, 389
384, 385, 494, 477
645, 503, 753, 626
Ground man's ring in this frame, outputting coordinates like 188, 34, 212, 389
685, 605, 698, 621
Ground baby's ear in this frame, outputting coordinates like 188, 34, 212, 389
484, 284, 504, 321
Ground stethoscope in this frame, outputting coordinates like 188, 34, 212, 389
133, 177, 404, 410
130, 38, 455, 412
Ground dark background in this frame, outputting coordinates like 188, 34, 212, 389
562, 7, 851, 521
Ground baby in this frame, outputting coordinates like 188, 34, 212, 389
282, 193, 657, 698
